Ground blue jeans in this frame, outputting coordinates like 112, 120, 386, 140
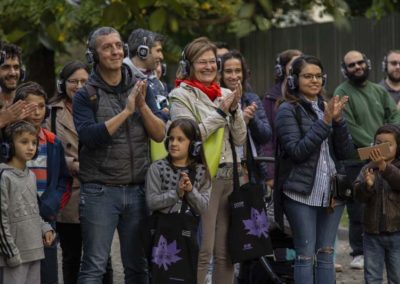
364, 232, 400, 284
283, 196, 344, 284
77, 183, 148, 284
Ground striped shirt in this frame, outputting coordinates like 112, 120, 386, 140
27, 128, 48, 197
284, 100, 336, 207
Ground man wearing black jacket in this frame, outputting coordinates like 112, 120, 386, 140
73, 27, 165, 284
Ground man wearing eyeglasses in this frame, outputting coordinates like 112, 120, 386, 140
334, 50, 400, 270
380, 50, 400, 106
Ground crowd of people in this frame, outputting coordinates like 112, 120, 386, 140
0, 26, 400, 284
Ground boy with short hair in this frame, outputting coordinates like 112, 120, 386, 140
0, 121, 54, 284
13, 81, 71, 284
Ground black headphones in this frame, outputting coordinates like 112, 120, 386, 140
179, 46, 191, 77
137, 37, 150, 59
164, 120, 202, 157
0, 50, 5, 66
274, 55, 284, 80
382, 55, 388, 73
1, 121, 39, 161
340, 54, 371, 78
286, 57, 327, 91
85, 29, 129, 65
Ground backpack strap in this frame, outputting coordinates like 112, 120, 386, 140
83, 84, 99, 122
50, 107, 57, 135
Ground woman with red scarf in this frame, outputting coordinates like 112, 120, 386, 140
169, 37, 247, 284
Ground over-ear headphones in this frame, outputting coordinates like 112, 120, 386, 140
179, 47, 191, 77
382, 55, 388, 73
341, 54, 371, 78
161, 63, 167, 77
0, 50, 5, 66
19, 65, 26, 82
274, 56, 284, 80
164, 119, 202, 157
1, 121, 39, 161
137, 37, 149, 59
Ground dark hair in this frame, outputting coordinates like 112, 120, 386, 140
13, 81, 48, 103
220, 50, 251, 92
51, 61, 90, 103
214, 41, 230, 51
3, 121, 38, 161
285, 55, 325, 102
127, 28, 163, 57
275, 49, 302, 82
374, 124, 400, 158
1, 42, 22, 64
177, 37, 217, 80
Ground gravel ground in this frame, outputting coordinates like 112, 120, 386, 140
56, 229, 388, 284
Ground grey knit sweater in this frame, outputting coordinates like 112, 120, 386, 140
145, 159, 211, 215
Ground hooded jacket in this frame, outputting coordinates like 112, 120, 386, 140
0, 164, 53, 267
73, 64, 160, 185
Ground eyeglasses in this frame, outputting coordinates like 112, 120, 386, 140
389, 60, 400, 67
194, 58, 217, 66
299, 73, 324, 81
346, 60, 365, 69
67, 79, 87, 86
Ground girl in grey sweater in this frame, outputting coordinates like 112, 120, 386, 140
146, 118, 211, 215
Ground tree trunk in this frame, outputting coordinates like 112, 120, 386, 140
25, 45, 56, 99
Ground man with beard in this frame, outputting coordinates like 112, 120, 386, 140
0, 42, 24, 107
380, 50, 400, 106
334, 50, 400, 270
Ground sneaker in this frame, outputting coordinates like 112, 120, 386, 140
350, 255, 364, 269
335, 263, 343, 272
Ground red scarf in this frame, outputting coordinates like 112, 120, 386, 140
175, 79, 221, 102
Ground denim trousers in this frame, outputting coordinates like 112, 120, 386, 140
364, 232, 400, 284
57, 222, 113, 284
41, 229, 58, 284
77, 183, 148, 284
283, 196, 344, 284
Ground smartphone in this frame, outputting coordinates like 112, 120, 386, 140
357, 142, 391, 160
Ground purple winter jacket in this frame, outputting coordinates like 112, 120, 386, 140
262, 82, 283, 181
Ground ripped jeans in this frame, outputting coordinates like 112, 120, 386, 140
283, 196, 344, 284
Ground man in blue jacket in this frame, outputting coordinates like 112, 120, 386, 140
73, 27, 165, 284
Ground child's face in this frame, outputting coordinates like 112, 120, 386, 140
375, 132, 397, 162
13, 132, 38, 163
24, 94, 46, 129
168, 126, 191, 162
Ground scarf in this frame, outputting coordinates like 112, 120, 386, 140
175, 79, 221, 102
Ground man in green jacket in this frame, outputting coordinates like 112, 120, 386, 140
334, 50, 400, 270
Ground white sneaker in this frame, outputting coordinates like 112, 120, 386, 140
350, 255, 364, 269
